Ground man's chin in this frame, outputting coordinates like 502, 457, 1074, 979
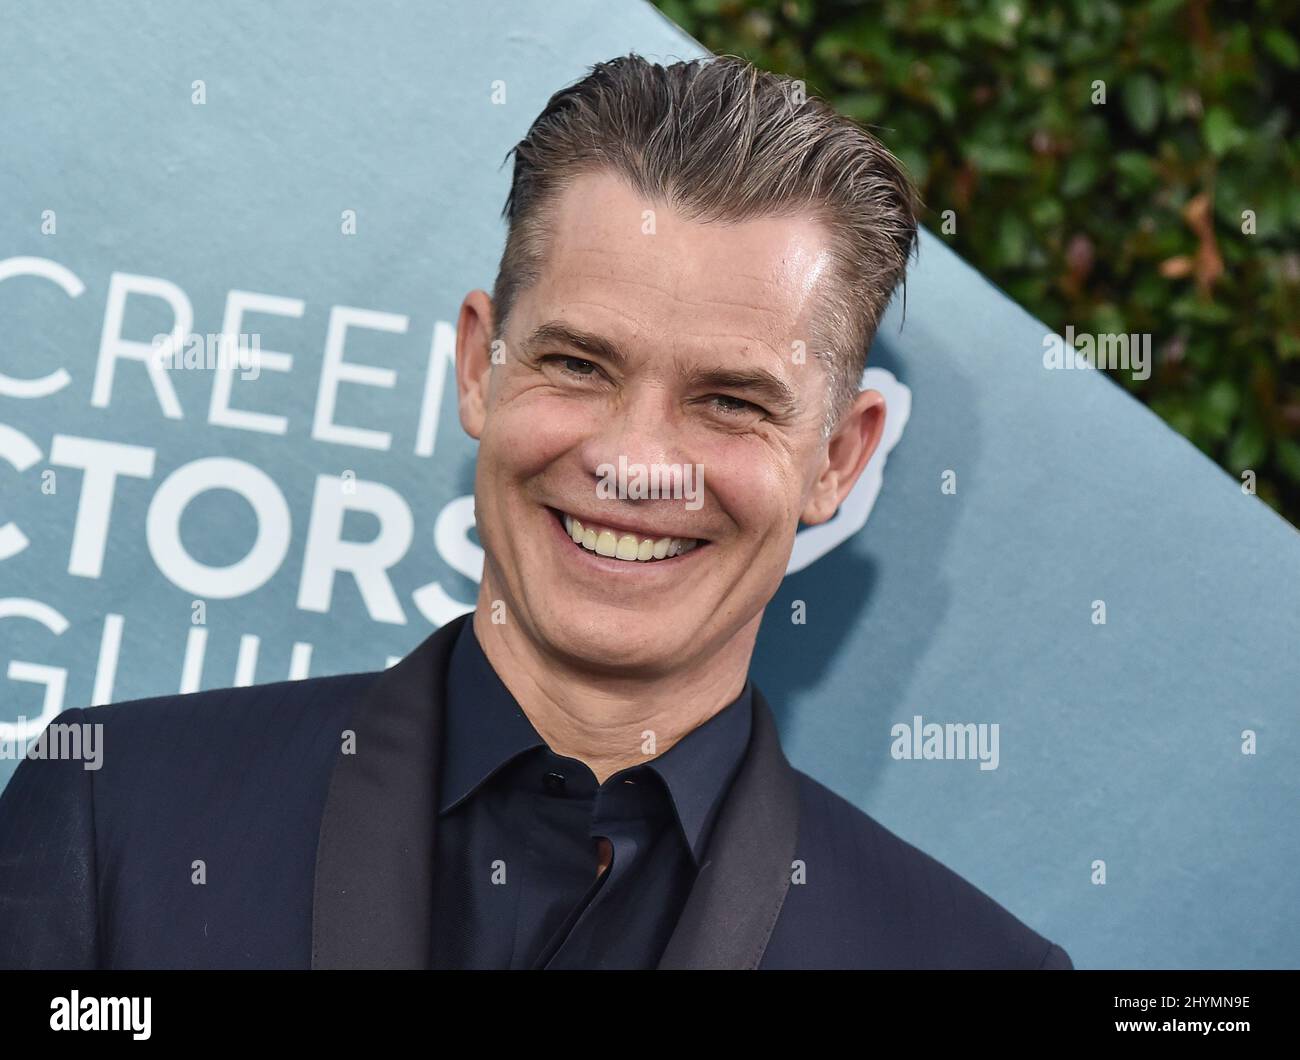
530, 610, 698, 676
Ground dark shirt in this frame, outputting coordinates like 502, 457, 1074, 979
429, 617, 753, 969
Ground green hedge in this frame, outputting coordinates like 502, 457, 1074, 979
655, 0, 1300, 526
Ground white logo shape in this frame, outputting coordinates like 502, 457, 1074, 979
786, 367, 911, 575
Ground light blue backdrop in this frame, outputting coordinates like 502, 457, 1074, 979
1, 0, 1296, 969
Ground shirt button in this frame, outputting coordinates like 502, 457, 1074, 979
542, 771, 566, 795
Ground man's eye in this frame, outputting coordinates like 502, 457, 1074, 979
545, 354, 599, 378
709, 394, 761, 416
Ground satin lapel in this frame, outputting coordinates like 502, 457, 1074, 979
657, 685, 801, 969
311, 613, 468, 968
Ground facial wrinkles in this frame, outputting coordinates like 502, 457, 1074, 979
504, 207, 833, 475
559, 272, 790, 351
564, 213, 801, 329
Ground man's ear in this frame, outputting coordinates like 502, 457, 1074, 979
455, 289, 496, 440
800, 388, 887, 526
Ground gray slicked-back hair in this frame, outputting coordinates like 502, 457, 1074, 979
492, 53, 920, 433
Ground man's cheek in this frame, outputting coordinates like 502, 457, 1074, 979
483, 420, 543, 473
498, 403, 580, 458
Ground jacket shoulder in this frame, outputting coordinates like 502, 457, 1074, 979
774, 769, 1072, 969
0, 669, 385, 968
88, 669, 381, 736
76, 668, 384, 817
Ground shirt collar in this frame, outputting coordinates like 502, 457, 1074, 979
438, 616, 753, 866
438, 616, 546, 815
644, 679, 752, 864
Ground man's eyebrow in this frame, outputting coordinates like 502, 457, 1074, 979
522, 322, 628, 367
524, 320, 800, 414
680, 365, 799, 415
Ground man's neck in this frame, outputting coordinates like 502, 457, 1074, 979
469, 593, 758, 784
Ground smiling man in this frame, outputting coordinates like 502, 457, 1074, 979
0, 54, 1072, 970
458, 165, 847, 780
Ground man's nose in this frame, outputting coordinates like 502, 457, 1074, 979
577, 385, 681, 488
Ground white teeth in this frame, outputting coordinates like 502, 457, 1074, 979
559, 511, 700, 564
595, 530, 617, 557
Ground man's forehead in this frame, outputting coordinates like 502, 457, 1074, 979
532, 170, 834, 356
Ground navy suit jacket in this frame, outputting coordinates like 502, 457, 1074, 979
0, 613, 1073, 969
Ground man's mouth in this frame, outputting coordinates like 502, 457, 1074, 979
550, 507, 704, 564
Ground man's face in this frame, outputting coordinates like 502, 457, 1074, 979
458, 169, 882, 676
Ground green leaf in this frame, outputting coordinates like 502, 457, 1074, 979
1262, 28, 1300, 69
1113, 151, 1156, 192
895, 145, 929, 188
964, 142, 1034, 176
1198, 395, 1236, 441
1205, 378, 1240, 422
1122, 73, 1161, 134
1204, 107, 1244, 157
1031, 196, 1065, 228
928, 86, 956, 123
997, 213, 1031, 267
1091, 303, 1127, 337
1171, 298, 1234, 326
835, 92, 886, 123
1227, 421, 1267, 471
1062, 152, 1100, 196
